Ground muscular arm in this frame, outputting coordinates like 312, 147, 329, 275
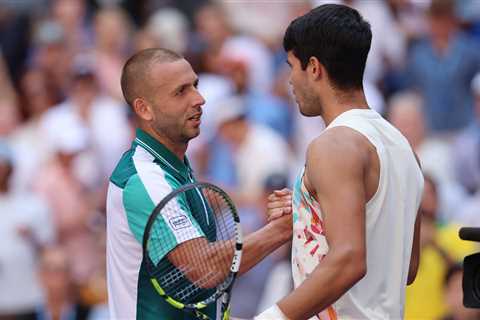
277, 128, 368, 319
168, 215, 292, 287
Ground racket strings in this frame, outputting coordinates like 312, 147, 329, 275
146, 186, 237, 304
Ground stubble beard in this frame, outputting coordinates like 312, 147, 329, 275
299, 90, 322, 117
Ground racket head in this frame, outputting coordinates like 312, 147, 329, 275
142, 182, 243, 311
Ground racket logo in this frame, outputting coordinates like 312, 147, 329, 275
168, 215, 192, 230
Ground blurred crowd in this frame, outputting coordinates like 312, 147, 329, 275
0, 0, 480, 319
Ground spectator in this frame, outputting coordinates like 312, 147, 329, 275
92, 6, 132, 101
207, 96, 291, 206
442, 264, 480, 320
231, 174, 292, 318
452, 73, 480, 195
406, 0, 480, 133
36, 246, 92, 320
0, 141, 55, 319
387, 91, 468, 223
40, 55, 130, 183
9, 68, 57, 192
31, 19, 72, 99
405, 175, 477, 319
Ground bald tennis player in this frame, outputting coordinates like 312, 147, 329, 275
107, 48, 293, 319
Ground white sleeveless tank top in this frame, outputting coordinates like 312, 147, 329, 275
291, 109, 424, 320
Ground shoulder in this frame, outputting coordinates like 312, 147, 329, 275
110, 145, 138, 188
307, 126, 370, 164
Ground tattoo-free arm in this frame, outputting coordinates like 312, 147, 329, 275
277, 129, 368, 319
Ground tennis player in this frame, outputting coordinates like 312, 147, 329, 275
106, 48, 292, 319
255, 4, 424, 320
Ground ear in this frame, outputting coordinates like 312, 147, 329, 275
132, 98, 154, 121
307, 56, 322, 81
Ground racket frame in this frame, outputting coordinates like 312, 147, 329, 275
142, 182, 243, 319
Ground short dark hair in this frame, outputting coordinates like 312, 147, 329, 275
120, 48, 183, 107
283, 4, 372, 90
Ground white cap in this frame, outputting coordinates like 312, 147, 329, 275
51, 124, 89, 154
214, 95, 247, 127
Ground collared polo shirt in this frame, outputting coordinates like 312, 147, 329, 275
106, 129, 216, 319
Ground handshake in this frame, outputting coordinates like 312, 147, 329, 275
231, 188, 294, 320
266, 188, 293, 221
264, 188, 294, 236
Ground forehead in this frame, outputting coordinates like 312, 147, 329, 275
149, 59, 197, 89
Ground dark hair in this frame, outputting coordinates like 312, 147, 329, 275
283, 4, 372, 90
120, 48, 183, 107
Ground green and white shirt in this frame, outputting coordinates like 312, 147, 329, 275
106, 129, 216, 319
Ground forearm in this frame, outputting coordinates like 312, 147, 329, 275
277, 250, 366, 320
239, 223, 291, 275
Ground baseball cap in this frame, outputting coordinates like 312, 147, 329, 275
214, 95, 247, 127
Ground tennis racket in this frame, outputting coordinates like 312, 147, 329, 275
142, 182, 243, 320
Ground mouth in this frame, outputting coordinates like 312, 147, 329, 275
187, 112, 202, 126
188, 112, 202, 120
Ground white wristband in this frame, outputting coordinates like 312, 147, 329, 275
254, 304, 289, 320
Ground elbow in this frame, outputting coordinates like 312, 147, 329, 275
336, 246, 367, 284
352, 258, 367, 283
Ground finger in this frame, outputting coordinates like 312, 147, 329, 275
267, 193, 277, 201
268, 209, 285, 221
267, 200, 292, 210
273, 188, 291, 196
267, 194, 292, 204
267, 201, 284, 209
267, 207, 284, 217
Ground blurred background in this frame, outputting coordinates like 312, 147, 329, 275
0, 0, 479, 319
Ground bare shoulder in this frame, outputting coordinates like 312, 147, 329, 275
304, 126, 371, 200
306, 126, 370, 165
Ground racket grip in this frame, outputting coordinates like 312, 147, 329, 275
222, 306, 230, 320
221, 293, 231, 320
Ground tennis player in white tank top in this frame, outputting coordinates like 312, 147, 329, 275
255, 4, 424, 320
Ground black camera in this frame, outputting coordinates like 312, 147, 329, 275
459, 227, 480, 308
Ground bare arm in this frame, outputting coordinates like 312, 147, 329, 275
277, 128, 368, 319
168, 214, 292, 287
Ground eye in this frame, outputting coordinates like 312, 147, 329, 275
176, 87, 186, 96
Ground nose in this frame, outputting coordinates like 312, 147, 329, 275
194, 89, 206, 108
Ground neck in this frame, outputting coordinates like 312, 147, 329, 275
321, 88, 369, 126
141, 125, 187, 161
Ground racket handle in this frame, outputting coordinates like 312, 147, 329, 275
222, 306, 230, 320
221, 293, 231, 320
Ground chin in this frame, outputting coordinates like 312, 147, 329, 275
299, 107, 317, 117
186, 129, 201, 141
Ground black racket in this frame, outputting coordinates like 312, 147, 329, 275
142, 182, 243, 320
